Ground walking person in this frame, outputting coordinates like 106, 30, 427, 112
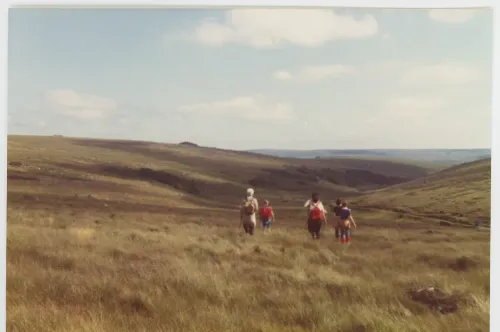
240, 188, 259, 235
304, 192, 328, 240
332, 198, 343, 239
259, 200, 275, 233
338, 200, 357, 244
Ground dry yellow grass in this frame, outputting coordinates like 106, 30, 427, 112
7, 136, 491, 331
353, 158, 491, 225
7, 208, 490, 332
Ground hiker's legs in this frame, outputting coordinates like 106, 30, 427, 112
340, 228, 346, 244
308, 220, 319, 239
335, 224, 340, 238
310, 221, 321, 240
262, 219, 271, 232
244, 223, 255, 235
248, 223, 255, 235
307, 220, 314, 238
344, 229, 351, 244
340, 228, 351, 244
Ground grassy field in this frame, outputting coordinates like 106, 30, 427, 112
353, 158, 491, 226
7, 136, 491, 332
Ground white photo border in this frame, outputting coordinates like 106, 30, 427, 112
0, 1, 497, 331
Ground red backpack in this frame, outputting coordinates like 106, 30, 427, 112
309, 202, 324, 221
260, 206, 273, 220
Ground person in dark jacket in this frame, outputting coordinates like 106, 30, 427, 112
332, 198, 343, 238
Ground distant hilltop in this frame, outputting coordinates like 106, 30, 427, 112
179, 141, 199, 147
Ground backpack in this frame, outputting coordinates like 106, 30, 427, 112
260, 206, 273, 220
243, 198, 256, 215
309, 202, 324, 221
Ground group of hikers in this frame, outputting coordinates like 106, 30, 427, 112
240, 188, 357, 244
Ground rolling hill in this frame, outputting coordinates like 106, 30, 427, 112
353, 158, 491, 225
7, 135, 491, 332
7, 135, 490, 226
7, 135, 431, 210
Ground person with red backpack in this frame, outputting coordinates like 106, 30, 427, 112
304, 192, 328, 240
259, 200, 275, 232
240, 188, 259, 235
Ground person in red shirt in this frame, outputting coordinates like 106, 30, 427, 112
259, 200, 275, 232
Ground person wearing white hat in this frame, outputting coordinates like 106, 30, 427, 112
240, 188, 259, 235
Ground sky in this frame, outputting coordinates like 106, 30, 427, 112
7, 7, 493, 150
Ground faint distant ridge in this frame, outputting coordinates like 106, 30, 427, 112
247, 148, 491, 165
179, 141, 199, 147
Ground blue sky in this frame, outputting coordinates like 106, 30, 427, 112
8, 8, 493, 150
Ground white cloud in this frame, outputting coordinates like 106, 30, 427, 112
363, 97, 449, 129
402, 61, 481, 85
170, 9, 378, 48
272, 71, 293, 81
385, 97, 448, 113
370, 60, 482, 87
372, 60, 412, 73
381, 32, 391, 40
178, 96, 294, 120
272, 64, 357, 82
45, 89, 117, 120
428, 9, 481, 23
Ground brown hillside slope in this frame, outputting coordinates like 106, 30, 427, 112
353, 158, 491, 225
7, 135, 430, 209
7, 136, 490, 332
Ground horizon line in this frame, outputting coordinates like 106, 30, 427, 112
7, 133, 492, 151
